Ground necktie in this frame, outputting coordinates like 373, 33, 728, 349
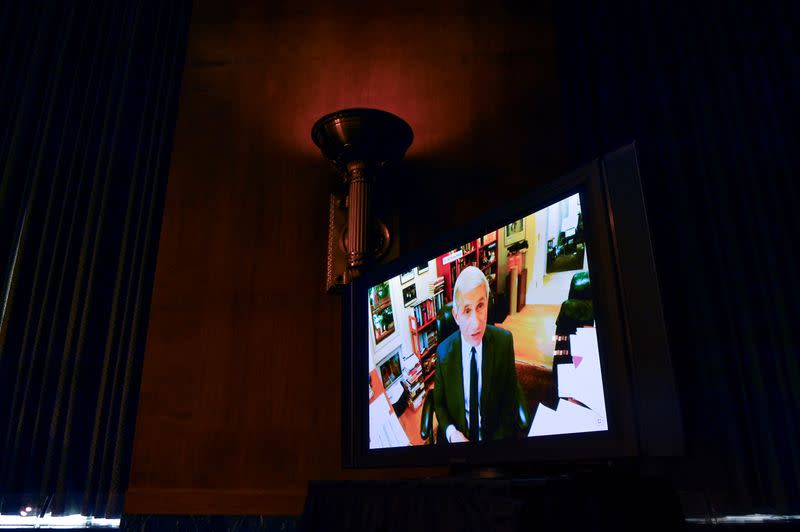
469, 346, 479, 442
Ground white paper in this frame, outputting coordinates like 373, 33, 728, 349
529, 403, 561, 436
529, 398, 607, 437
556, 328, 607, 417
555, 398, 607, 433
369, 396, 410, 449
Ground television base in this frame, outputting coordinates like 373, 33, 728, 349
302, 469, 685, 531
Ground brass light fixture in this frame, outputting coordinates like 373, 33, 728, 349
312, 108, 413, 291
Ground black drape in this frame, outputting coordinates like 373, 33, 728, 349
0, 0, 190, 518
555, 1, 799, 515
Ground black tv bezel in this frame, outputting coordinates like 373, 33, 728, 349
342, 144, 682, 470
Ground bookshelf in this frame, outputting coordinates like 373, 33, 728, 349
478, 231, 498, 292
408, 297, 440, 389
438, 230, 499, 302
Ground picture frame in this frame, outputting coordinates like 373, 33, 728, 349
369, 281, 394, 344
505, 218, 525, 246
400, 269, 415, 285
416, 261, 429, 274
402, 284, 417, 307
378, 348, 403, 389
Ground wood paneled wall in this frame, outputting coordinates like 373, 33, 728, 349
126, 1, 564, 515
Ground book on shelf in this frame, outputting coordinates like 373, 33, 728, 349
480, 245, 497, 267
430, 276, 446, 313
408, 378, 424, 394
422, 354, 438, 376
407, 383, 422, 399
430, 276, 445, 292
419, 328, 439, 352
426, 329, 438, 346
412, 298, 435, 326
434, 292, 444, 313
402, 354, 424, 403
421, 358, 431, 373
405, 366, 422, 381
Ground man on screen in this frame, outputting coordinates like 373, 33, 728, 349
434, 266, 527, 443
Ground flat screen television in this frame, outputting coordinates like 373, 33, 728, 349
342, 144, 683, 470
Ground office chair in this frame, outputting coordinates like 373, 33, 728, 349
554, 271, 594, 363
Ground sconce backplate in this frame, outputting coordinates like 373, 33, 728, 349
326, 193, 393, 292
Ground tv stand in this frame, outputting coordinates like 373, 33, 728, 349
446, 457, 631, 480
302, 468, 685, 531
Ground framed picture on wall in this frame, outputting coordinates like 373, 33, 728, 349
402, 284, 417, 307
416, 262, 429, 274
369, 281, 395, 344
400, 269, 415, 285
505, 218, 525, 246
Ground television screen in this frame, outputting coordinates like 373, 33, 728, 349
366, 192, 608, 450
342, 144, 683, 468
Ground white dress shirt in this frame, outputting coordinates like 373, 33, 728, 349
446, 335, 483, 442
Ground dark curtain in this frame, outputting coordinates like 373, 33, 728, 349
0, 0, 190, 518
555, 1, 799, 515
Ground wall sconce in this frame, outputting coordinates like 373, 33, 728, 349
312, 108, 413, 291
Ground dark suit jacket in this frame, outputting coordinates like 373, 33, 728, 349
433, 325, 524, 442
